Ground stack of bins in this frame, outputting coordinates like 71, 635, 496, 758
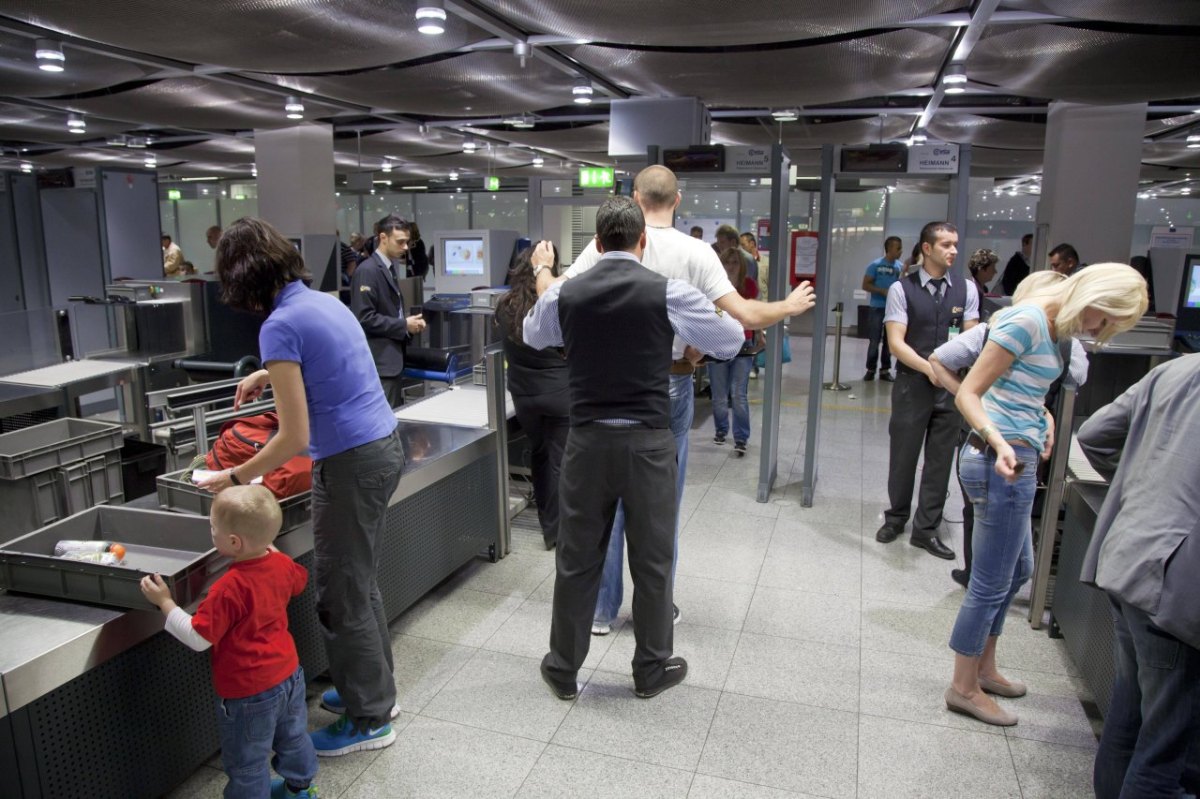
0, 418, 126, 540
157, 468, 311, 533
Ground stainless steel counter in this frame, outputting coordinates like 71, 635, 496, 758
0, 419, 492, 720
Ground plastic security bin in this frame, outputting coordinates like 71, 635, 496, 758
57, 450, 125, 515
0, 418, 125, 480
156, 468, 311, 533
0, 469, 65, 537
0, 505, 226, 610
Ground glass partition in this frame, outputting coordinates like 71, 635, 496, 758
175, 198, 218, 273
470, 192, 528, 234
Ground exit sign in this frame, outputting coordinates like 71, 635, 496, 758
579, 167, 614, 188
485, 176, 500, 191
167, 189, 182, 200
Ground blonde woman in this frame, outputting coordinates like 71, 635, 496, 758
945, 263, 1148, 726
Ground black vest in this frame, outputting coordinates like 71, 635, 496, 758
897, 271, 967, 372
494, 304, 569, 398
557, 256, 674, 427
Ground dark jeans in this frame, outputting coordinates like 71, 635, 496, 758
512, 388, 569, 547
547, 425, 677, 686
865, 306, 892, 372
379, 376, 404, 408
885, 370, 961, 536
216, 666, 317, 799
1095, 596, 1200, 799
312, 429, 404, 729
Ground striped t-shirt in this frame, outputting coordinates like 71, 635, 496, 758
982, 305, 1063, 450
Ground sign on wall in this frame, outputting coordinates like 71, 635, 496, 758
726, 146, 771, 174
908, 143, 960, 174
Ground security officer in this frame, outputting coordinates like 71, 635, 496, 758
876, 221, 979, 560
350, 215, 426, 407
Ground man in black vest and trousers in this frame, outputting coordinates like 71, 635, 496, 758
351, 215, 426, 407
524, 196, 745, 700
877, 221, 980, 559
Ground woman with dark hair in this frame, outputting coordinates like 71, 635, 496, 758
708, 247, 758, 455
406, 221, 429, 279
968, 248, 1002, 324
494, 242, 568, 550
202, 217, 404, 757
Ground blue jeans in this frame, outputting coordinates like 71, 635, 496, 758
865, 306, 891, 372
708, 355, 753, 444
1094, 597, 1200, 799
594, 374, 691, 625
216, 666, 317, 799
949, 443, 1037, 657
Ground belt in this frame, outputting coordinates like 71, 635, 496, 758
966, 432, 989, 451
670, 359, 695, 376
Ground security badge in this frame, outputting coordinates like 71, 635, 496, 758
952, 306, 964, 314
360, 285, 373, 292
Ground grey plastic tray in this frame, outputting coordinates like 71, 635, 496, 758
0, 505, 226, 610
156, 468, 311, 533
0, 418, 124, 480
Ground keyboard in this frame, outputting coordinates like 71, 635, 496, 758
1178, 332, 1200, 352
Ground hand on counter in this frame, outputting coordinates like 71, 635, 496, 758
140, 573, 175, 612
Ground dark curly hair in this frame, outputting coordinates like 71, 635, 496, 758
215, 217, 311, 315
494, 243, 559, 342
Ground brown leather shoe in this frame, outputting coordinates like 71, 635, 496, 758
944, 686, 1017, 727
980, 675, 1028, 698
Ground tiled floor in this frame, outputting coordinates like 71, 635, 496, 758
169, 336, 1101, 799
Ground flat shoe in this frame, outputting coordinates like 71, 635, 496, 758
980, 675, 1027, 698
944, 686, 1017, 727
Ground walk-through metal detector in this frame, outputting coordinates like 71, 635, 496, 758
795, 143, 972, 506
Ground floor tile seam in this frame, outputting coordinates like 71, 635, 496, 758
507, 740, 553, 799
737, 625, 862, 650
1003, 726, 1029, 799
541, 737, 704, 779
411, 706, 573, 749
323, 746, 387, 799
711, 683, 859, 715
854, 643, 1080, 680
1001, 729, 1100, 753
691, 763, 844, 799
855, 706, 1008, 738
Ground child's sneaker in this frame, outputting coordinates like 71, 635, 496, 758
270, 778, 319, 798
733, 441, 747, 457
320, 688, 401, 720
310, 715, 396, 757
713, 432, 727, 445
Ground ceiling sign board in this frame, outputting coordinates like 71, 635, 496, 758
485, 176, 501, 191
908, 143, 960, 174
663, 145, 726, 173
726, 146, 771, 174
578, 167, 614, 188
839, 145, 908, 173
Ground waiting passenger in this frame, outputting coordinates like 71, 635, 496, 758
1048, 242, 1080, 276
140, 485, 319, 799
946, 263, 1146, 727
708, 247, 759, 456
967, 248, 1002, 324
524, 197, 745, 700
162, 233, 185, 277
206, 216, 406, 757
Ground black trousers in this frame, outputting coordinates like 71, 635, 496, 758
885, 369, 961, 537
545, 425, 677, 686
512, 388, 569, 547
379, 376, 404, 409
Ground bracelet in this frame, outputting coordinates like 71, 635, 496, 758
975, 424, 998, 442
228, 469, 243, 486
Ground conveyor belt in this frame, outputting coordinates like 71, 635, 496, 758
1067, 437, 1107, 485
393, 384, 514, 428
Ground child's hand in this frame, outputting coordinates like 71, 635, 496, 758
140, 574, 173, 607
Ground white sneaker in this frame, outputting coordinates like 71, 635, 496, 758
591, 621, 611, 636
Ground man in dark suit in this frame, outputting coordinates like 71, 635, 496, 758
999, 233, 1032, 295
350, 215, 426, 407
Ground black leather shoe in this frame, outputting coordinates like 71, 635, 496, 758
911, 535, 956, 560
544, 538, 557, 551
875, 523, 904, 543
540, 654, 577, 700
950, 568, 970, 588
634, 657, 688, 698
880, 371, 895, 382
864, 371, 875, 381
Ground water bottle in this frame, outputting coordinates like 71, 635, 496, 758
54, 540, 127, 561
58, 551, 124, 566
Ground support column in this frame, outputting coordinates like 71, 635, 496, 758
1038, 102, 1146, 266
254, 124, 338, 290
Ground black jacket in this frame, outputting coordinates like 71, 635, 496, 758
1000, 252, 1029, 296
408, 239, 430, 280
350, 251, 411, 378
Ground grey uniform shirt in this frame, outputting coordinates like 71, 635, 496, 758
1077, 354, 1200, 649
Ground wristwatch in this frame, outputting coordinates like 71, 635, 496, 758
229, 469, 243, 486
532, 262, 552, 277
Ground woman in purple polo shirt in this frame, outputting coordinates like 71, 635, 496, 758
203, 217, 403, 757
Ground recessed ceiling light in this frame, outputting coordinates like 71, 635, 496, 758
504, 114, 536, 129
381, 159, 393, 173
35, 39, 64, 72
285, 96, 304, 119
19, 161, 32, 173
415, 1, 446, 35
106, 135, 127, 147
771, 108, 799, 122
532, 154, 544, 168
911, 129, 928, 144
449, 170, 459, 180
251, 164, 258, 177
462, 138, 477, 153
573, 77, 594, 105
144, 155, 157, 168
942, 63, 967, 86
66, 112, 85, 132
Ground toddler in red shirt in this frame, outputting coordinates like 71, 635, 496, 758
141, 485, 318, 799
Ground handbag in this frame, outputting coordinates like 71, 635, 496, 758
738, 330, 766, 357
754, 330, 793, 368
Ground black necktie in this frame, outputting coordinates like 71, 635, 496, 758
930, 277, 946, 302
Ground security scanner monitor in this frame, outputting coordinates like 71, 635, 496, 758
1176, 253, 1200, 336
429, 229, 519, 294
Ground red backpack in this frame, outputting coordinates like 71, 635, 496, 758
204, 412, 312, 499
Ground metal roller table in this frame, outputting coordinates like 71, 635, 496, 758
0, 354, 511, 799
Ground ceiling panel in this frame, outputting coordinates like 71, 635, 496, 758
1142, 143, 1200, 169
927, 114, 1046, 149
969, 25, 1200, 103
0, 104, 131, 144
53, 77, 345, 131
0, 0, 492, 74
336, 126, 476, 158
999, 1, 1200, 26
968, 146, 1044, 178
0, 30, 160, 97
278, 52, 578, 117
477, 0, 962, 45
566, 30, 952, 107
494, 123, 610, 152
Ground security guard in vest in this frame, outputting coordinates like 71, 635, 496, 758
522, 196, 745, 701
876, 221, 979, 560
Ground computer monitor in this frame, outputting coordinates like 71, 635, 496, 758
443, 237, 485, 277
1175, 252, 1200, 333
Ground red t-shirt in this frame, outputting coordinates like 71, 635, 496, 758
191, 550, 307, 699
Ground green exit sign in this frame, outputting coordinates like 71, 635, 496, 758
485, 176, 500, 191
167, 189, 182, 200
579, 167, 614, 188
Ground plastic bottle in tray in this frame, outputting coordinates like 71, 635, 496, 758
54, 540, 127, 562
